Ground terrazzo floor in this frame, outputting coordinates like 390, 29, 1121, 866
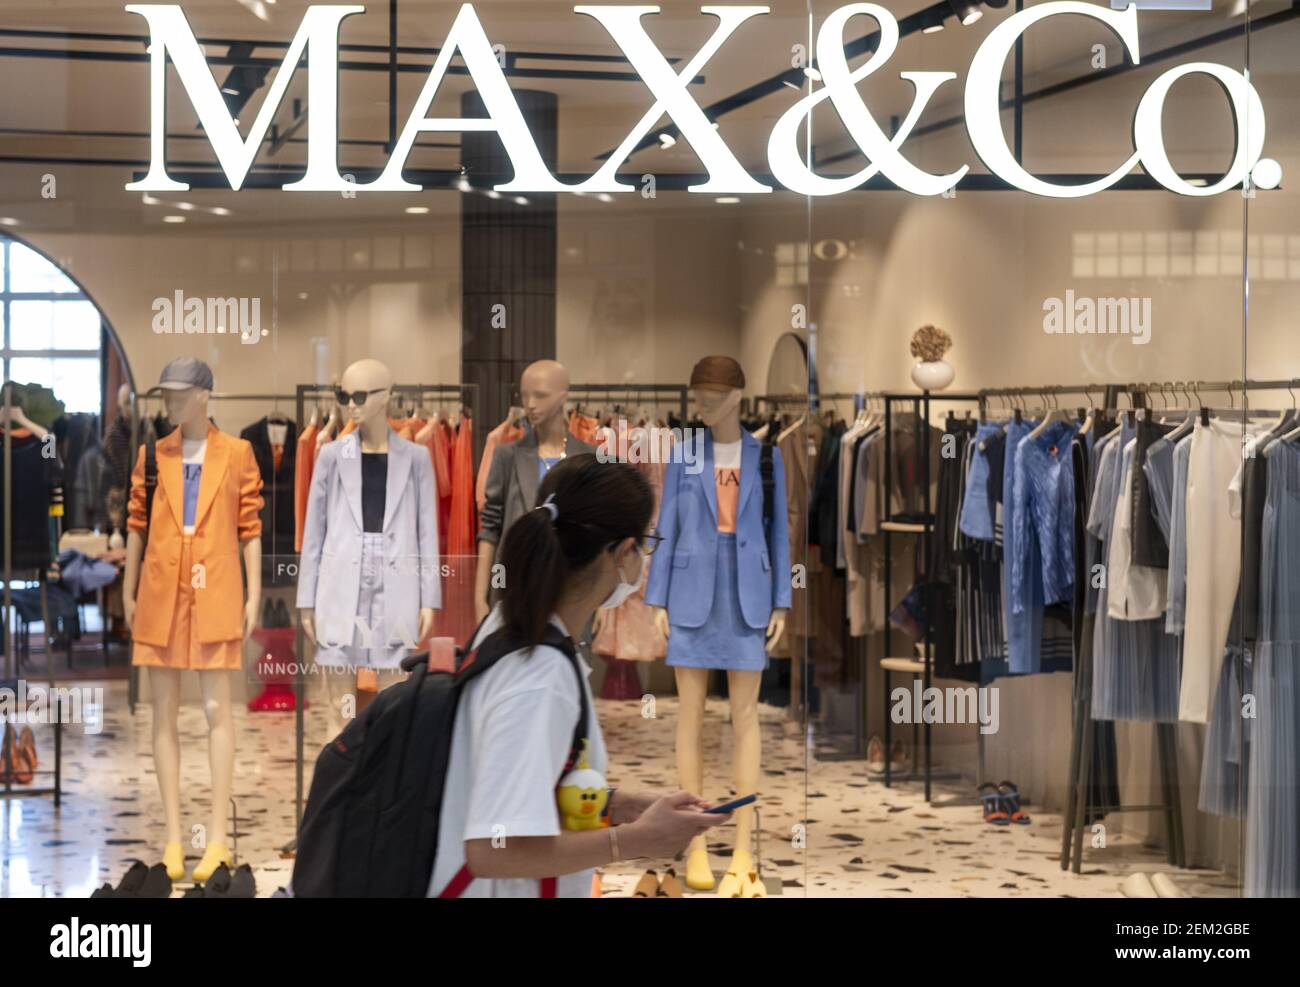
0, 679, 1236, 898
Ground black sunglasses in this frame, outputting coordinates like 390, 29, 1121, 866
335, 386, 388, 407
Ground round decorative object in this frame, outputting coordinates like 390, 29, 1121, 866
911, 359, 955, 391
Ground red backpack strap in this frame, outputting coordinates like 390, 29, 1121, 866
439, 864, 559, 898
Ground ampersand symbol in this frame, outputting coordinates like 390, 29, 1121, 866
767, 3, 967, 196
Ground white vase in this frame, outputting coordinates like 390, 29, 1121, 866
911, 359, 954, 391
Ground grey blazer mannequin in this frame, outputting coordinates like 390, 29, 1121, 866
297, 428, 440, 665
478, 428, 596, 547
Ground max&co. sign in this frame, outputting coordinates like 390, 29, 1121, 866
126, 2, 1271, 198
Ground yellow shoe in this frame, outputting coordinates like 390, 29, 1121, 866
742, 871, 768, 898
685, 848, 714, 891
192, 843, 233, 883
717, 850, 754, 898
162, 842, 185, 882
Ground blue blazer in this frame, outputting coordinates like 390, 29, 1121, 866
645, 429, 791, 629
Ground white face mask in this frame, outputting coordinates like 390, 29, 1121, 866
599, 547, 647, 610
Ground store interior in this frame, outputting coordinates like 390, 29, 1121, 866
1, 0, 1298, 897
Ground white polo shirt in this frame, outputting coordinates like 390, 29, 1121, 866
427, 607, 607, 898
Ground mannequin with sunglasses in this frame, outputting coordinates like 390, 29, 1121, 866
298, 358, 440, 729
645, 355, 790, 896
123, 357, 264, 883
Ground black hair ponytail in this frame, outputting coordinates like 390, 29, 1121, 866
499, 454, 653, 647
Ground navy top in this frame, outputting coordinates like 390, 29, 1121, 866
361, 453, 387, 533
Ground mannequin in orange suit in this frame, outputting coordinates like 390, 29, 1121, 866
123, 378, 262, 884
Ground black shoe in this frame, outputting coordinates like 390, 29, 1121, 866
225, 864, 256, 899
113, 860, 149, 897
203, 863, 233, 898
137, 863, 173, 898
90, 883, 115, 898
274, 599, 291, 628
261, 598, 276, 627
182, 883, 206, 898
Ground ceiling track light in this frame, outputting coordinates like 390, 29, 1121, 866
948, 0, 984, 27
921, 9, 948, 33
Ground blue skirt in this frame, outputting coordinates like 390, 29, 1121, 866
666, 534, 768, 672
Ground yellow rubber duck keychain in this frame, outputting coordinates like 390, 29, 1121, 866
556, 741, 609, 831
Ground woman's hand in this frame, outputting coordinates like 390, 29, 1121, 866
621, 791, 727, 860
652, 606, 670, 639
608, 790, 657, 826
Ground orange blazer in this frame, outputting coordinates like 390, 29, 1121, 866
128, 423, 263, 646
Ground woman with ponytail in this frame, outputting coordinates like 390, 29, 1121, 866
429, 454, 729, 897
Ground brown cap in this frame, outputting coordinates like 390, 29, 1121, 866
689, 355, 745, 392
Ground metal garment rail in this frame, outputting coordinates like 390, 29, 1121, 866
126, 389, 297, 714
565, 383, 688, 423
288, 382, 477, 843
1, 387, 63, 803
877, 391, 982, 801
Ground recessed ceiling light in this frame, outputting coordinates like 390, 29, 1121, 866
486, 190, 501, 199
0, 217, 18, 227
163, 215, 186, 223
211, 206, 231, 216
596, 193, 614, 203
923, 23, 945, 34
177, 201, 195, 211
715, 197, 740, 204
405, 205, 430, 214
514, 196, 529, 205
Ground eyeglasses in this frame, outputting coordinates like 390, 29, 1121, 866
334, 387, 388, 407
642, 530, 665, 556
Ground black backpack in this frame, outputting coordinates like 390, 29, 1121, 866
291, 622, 588, 898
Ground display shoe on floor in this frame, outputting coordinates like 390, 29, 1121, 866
162, 842, 185, 881
113, 860, 150, 896
997, 781, 1031, 824
888, 738, 910, 772
202, 863, 234, 898
89, 882, 116, 898
631, 870, 659, 898
274, 599, 292, 628
182, 883, 206, 899
224, 864, 256, 899
656, 867, 684, 898
738, 871, 767, 898
685, 847, 714, 890
866, 735, 887, 774
1150, 873, 1189, 898
192, 843, 233, 882
120, 863, 173, 899
1120, 873, 1159, 898
978, 783, 1010, 825
18, 726, 37, 771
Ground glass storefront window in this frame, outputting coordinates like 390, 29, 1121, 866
0, 0, 1293, 931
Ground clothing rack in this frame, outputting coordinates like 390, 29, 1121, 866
565, 383, 688, 422
125, 389, 297, 715
2, 387, 64, 804
289, 381, 478, 843
878, 391, 982, 802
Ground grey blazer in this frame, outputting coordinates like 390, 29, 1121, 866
296, 428, 440, 650
478, 428, 596, 546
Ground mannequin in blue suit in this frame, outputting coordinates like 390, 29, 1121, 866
646, 356, 790, 896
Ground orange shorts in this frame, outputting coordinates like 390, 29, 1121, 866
133, 536, 243, 671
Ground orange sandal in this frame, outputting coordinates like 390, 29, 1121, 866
998, 781, 1031, 825
979, 783, 1010, 825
